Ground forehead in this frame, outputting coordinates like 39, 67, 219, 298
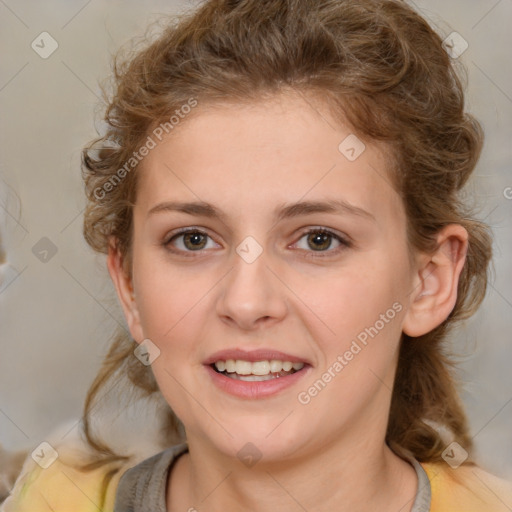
136, 92, 403, 225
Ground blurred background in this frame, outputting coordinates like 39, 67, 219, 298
1, 0, 511, 480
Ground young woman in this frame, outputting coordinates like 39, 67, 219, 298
4, 0, 512, 510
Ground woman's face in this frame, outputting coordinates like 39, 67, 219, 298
123, 92, 418, 462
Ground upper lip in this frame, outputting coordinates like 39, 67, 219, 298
203, 349, 309, 365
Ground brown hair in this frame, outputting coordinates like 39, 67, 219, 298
80, 0, 492, 484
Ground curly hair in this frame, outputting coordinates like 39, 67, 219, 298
80, 0, 492, 483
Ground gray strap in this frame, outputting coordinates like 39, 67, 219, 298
409, 458, 432, 512
114, 443, 188, 512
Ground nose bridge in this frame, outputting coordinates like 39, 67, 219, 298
216, 236, 288, 329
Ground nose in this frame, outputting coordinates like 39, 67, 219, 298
215, 245, 288, 331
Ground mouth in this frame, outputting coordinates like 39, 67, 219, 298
211, 359, 306, 382
203, 349, 311, 398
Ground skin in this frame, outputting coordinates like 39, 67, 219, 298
108, 90, 468, 512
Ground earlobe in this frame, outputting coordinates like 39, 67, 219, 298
106, 239, 144, 342
402, 225, 468, 338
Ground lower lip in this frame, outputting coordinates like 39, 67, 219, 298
204, 364, 311, 399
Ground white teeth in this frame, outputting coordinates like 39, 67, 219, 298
251, 361, 270, 376
228, 373, 276, 382
235, 360, 252, 375
213, 359, 305, 376
269, 360, 282, 373
282, 361, 293, 372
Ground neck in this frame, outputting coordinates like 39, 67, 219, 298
168, 427, 418, 512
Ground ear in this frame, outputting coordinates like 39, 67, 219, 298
402, 224, 468, 337
106, 238, 144, 343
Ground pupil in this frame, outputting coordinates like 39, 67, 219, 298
185, 232, 206, 249
308, 232, 331, 251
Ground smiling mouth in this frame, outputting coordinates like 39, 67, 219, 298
211, 359, 305, 382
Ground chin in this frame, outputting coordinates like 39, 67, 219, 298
191, 418, 310, 464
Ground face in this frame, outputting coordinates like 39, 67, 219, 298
117, 92, 420, 463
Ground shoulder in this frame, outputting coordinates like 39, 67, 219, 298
422, 461, 512, 512
0, 424, 157, 512
1, 439, 188, 512
1, 447, 126, 512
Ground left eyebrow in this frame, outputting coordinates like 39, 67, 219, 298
274, 199, 376, 223
147, 199, 376, 223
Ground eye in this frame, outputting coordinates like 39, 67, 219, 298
163, 226, 350, 258
164, 228, 219, 254
293, 228, 350, 256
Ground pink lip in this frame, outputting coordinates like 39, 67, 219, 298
203, 348, 309, 365
204, 363, 311, 399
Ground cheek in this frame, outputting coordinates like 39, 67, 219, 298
305, 262, 406, 345
298, 264, 407, 415
132, 260, 214, 407
132, 250, 217, 340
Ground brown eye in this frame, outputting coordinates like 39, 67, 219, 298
165, 229, 217, 253
306, 231, 333, 251
293, 228, 350, 256
182, 232, 208, 250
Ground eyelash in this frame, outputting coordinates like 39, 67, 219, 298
163, 227, 351, 259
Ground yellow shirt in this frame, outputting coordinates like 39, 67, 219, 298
1, 456, 122, 512
2, 449, 512, 511
423, 462, 512, 511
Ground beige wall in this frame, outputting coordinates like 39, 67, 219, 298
1, 0, 511, 478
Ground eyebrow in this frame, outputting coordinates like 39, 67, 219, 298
147, 199, 376, 222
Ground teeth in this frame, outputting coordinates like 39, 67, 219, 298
269, 360, 282, 373
282, 361, 293, 371
213, 359, 305, 376
235, 360, 252, 375
251, 361, 270, 376
228, 373, 277, 382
